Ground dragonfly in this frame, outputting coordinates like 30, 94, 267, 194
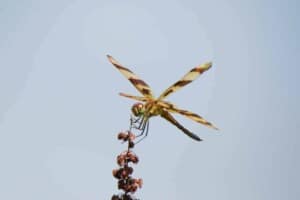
107, 55, 218, 141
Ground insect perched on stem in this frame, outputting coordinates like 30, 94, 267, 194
108, 55, 218, 142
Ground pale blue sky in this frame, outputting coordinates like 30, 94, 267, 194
0, 0, 299, 199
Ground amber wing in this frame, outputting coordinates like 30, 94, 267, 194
119, 92, 148, 102
158, 101, 218, 130
107, 55, 154, 98
158, 62, 212, 100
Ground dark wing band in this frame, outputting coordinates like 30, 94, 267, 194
158, 62, 212, 100
107, 55, 154, 98
158, 101, 218, 130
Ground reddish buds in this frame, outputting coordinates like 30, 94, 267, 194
117, 132, 136, 143
112, 130, 142, 199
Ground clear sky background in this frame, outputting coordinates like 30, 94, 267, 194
0, 0, 299, 199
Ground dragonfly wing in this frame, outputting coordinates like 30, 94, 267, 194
119, 92, 148, 102
158, 62, 212, 100
158, 101, 218, 130
160, 110, 202, 141
107, 55, 154, 98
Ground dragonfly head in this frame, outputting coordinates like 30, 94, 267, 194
131, 103, 145, 117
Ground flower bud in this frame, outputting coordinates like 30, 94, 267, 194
117, 132, 127, 140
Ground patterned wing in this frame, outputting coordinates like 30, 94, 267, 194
160, 110, 202, 141
158, 101, 218, 130
119, 92, 148, 102
107, 55, 154, 98
158, 62, 212, 100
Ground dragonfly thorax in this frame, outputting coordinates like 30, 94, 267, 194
131, 102, 145, 116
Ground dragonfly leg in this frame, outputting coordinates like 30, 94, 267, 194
135, 120, 149, 144
137, 115, 146, 130
131, 115, 142, 123
129, 114, 150, 144
131, 115, 146, 131
130, 115, 144, 130
134, 117, 147, 136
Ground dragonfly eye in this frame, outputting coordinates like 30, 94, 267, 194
131, 103, 145, 116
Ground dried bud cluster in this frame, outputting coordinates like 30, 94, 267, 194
111, 132, 143, 200
117, 151, 139, 166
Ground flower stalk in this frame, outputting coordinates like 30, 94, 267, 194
111, 124, 143, 200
